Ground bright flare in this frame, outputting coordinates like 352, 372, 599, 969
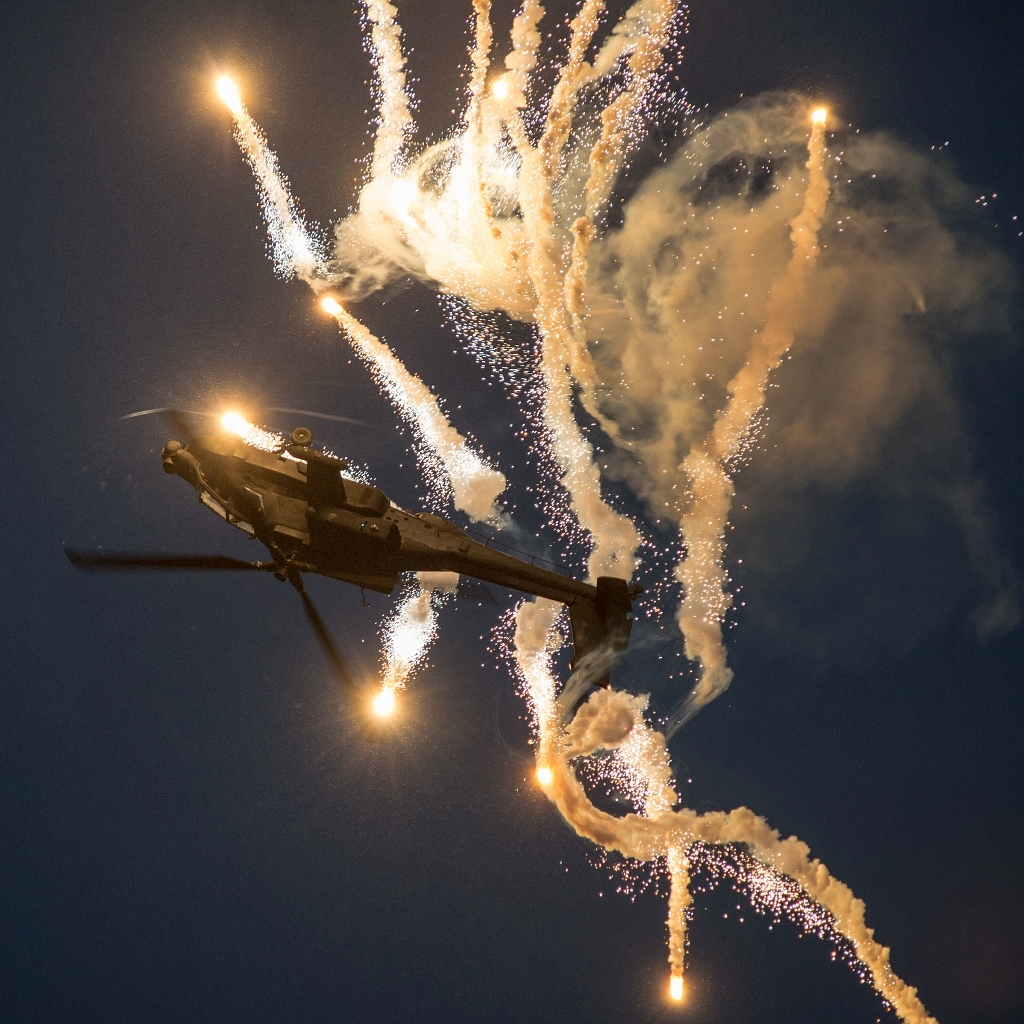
221, 411, 249, 435
218, 412, 283, 452
372, 687, 396, 717
669, 974, 684, 1001
811, 106, 827, 125
536, 765, 553, 786
216, 76, 243, 116
321, 296, 343, 316
491, 77, 510, 100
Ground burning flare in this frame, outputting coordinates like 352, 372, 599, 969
372, 687, 396, 717
216, 75, 242, 116
219, 411, 283, 452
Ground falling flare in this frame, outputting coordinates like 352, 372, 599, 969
536, 765, 553, 786
811, 105, 827, 125
221, 410, 248, 435
669, 974, 684, 1001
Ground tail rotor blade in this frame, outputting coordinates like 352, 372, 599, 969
65, 547, 275, 572
290, 575, 356, 692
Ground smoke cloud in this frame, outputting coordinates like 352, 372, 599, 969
216, 2, 1018, 1013
584, 93, 1018, 710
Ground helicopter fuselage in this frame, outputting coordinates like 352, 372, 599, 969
161, 431, 634, 671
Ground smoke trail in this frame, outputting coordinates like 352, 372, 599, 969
503, 0, 545, 104
537, 684, 937, 1023
500, 0, 677, 580
665, 845, 691, 997
672, 111, 829, 729
325, 1, 680, 579
513, 597, 564, 739
377, 572, 459, 707
322, 298, 506, 523
509, 612, 935, 1019
362, 0, 415, 183
565, 0, 676, 332
380, 585, 436, 694
466, 0, 494, 155
216, 78, 325, 282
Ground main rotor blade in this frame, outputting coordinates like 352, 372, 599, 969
289, 575, 356, 693
118, 407, 212, 446
264, 407, 371, 429
65, 547, 275, 572
161, 408, 203, 447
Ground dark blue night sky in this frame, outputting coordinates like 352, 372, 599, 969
1, 2, 1021, 1022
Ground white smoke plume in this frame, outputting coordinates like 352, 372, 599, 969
534, 677, 938, 1023
362, 0, 414, 183
327, 0, 683, 581
583, 93, 1017, 731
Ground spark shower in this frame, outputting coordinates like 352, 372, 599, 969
204, 2, 973, 1018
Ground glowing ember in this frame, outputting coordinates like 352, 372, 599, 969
669, 974, 683, 1001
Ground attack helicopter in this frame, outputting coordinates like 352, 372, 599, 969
66, 412, 639, 697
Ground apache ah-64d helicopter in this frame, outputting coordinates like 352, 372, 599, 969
66, 412, 639, 700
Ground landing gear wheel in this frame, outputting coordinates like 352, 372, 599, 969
291, 426, 313, 446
